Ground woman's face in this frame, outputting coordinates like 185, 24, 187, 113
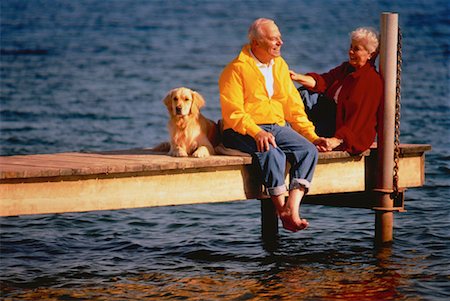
348, 39, 371, 69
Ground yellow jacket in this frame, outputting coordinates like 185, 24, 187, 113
219, 45, 319, 142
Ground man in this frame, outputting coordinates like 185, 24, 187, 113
219, 18, 327, 232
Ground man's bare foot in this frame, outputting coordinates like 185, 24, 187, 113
280, 214, 299, 232
279, 211, 309, 232
297, 218, 309, 230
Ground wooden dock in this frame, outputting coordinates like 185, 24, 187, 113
0, 144, 430, 217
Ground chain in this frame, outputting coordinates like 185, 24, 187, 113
393, 27, 402, 197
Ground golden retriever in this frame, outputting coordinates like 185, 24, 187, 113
161, 87, 218, 157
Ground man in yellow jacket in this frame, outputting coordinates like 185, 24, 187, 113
219, 18, 327, 232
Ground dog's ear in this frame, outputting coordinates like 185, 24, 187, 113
191, 91, 205, 115
163, 89, 174, 113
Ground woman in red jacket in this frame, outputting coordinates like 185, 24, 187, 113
290, 27, 382, 154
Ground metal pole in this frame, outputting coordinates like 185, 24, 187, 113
375, 12, 398, 244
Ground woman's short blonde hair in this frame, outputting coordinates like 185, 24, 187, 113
351, 27, 380, 54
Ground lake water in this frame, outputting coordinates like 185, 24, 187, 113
1, 0, 449, 300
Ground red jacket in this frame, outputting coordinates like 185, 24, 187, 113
308, 62, 383, 154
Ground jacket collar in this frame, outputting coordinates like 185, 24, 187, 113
237, 45, 266, 80
237, 44, 279, 96
249, 48, 274, 68
237, 44, 254, 63
238, 44, 279, 75
238, 44, 277, 66
345, 61, 375, 79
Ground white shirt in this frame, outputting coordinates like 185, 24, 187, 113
333, 85, 343, 103
250, 49, 275, 98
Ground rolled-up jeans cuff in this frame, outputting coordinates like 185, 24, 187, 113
266, 184, 287, 196
289, 179, 311, 193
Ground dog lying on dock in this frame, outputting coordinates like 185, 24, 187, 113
154, 87, 219, 157
152, 87, 250, 158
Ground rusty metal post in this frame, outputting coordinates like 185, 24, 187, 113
375, 12, 399, 245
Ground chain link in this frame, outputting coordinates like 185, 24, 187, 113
393, 27, 402, 198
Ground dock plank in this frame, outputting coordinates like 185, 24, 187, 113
0, 149, 360, 180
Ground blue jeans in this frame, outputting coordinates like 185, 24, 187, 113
223, 124, 318, 196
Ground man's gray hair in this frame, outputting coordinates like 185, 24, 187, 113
248, 18, 275, 42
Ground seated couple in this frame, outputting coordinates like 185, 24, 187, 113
219, 18, 382, 232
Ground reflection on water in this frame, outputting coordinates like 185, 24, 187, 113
2, 245, 426, 301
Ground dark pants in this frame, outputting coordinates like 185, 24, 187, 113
299, 87, 336, 138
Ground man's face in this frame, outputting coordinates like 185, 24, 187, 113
255, 22, 283, 61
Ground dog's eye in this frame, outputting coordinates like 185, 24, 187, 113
185, 98, 190, 101
174, 97, 178, 101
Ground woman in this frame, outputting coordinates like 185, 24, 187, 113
290, 27, 382, 154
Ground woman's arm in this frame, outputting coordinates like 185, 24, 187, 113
289, 70, 316, 89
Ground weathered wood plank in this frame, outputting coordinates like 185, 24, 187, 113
0, 149, 362, 180
0, 152, 253, 180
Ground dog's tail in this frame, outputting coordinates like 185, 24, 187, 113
151, 141, 170, 153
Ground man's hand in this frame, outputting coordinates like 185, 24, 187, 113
255, 130, 277, 152
313, 137, 329, 152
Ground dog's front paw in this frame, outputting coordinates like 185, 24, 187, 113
192, 146, 211, 158
169, 148, 188, 157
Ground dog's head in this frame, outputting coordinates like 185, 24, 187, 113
163, 87, 205, 118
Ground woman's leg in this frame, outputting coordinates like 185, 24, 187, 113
299, 87, 336, 137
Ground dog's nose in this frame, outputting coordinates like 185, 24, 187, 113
176, 107, 183, 115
